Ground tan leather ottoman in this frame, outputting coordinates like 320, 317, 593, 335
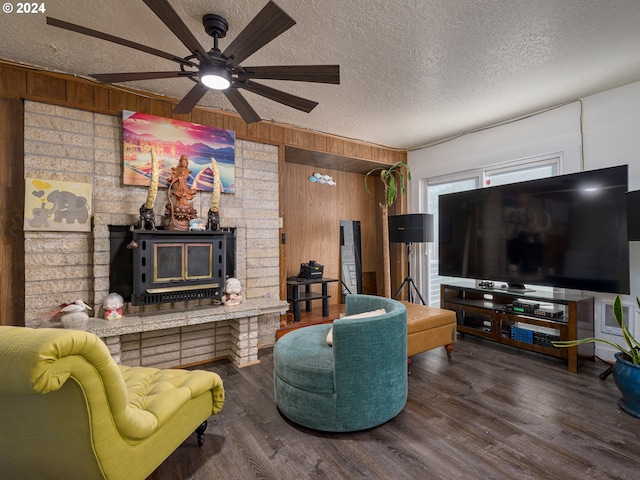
402, 302, 457, 367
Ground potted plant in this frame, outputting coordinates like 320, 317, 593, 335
364, 161, 411, 298
553, 295, 640, 418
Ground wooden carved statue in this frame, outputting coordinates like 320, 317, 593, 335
164, 154, 197, 231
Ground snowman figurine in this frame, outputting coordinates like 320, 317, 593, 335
222, 278, 243, 306
103, 292, 124, 320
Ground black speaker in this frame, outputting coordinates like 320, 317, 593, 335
388, 214, 434, 243
628, 190, 640, 241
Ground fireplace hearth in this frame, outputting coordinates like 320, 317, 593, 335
109, 226, 235, 306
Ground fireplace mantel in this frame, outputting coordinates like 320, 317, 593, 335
79, 298, 288, 368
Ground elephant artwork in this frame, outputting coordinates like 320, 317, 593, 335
47, 190, 90, 225
24, 179, 93, 232
28, 206, 54, 229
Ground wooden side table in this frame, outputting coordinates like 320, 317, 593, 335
286, 277, 338, 322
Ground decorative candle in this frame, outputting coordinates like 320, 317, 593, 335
210, 158, 221, 212
144, 149, 159, 209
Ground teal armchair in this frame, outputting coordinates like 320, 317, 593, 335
274, 294, 408, 432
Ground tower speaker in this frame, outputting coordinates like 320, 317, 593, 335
628, 190, 640, 241
388, 214, 434, 244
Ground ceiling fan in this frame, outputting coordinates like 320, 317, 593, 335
46, 0, 340, 124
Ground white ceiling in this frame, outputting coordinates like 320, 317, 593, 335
2, 0, 640, 150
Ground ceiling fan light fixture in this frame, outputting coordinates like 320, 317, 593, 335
47, 1, 340, 119
200, 64, 231, 90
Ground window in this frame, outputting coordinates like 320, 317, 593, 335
423, 175, 480, 305
484, 160, 557, 187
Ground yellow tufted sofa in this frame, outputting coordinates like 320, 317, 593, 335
0, 326, 224, 480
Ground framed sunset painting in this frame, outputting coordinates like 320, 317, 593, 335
122, 111, 236, 193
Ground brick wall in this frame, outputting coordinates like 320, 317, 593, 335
23, 101, 281, 347
119, 322, 232, 369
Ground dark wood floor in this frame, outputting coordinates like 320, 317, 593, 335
148, 334, 640, 480
276, 304, 345, 339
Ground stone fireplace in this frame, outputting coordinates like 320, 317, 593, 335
23, 101, 286, 366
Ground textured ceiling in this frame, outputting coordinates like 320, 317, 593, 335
2, 0, 640, 150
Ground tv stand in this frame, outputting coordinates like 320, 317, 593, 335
441, 283, 594, 372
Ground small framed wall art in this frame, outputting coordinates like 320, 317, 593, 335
24, 178, 92, 232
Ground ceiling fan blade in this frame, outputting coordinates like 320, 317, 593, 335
91, 71, 190, 83
46, 17, 197, 68
237, 65, 340, 84
173, 83, 210, 114
223, 1, 296, 66
223, 89, 261, 124
142, 0, 212, 64
239, 80, 318, 113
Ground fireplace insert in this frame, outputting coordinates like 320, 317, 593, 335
109, 226, 235, 306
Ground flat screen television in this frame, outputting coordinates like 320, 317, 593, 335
438, 165, 629, 294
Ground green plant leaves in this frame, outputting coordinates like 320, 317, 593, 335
553, 294, 640, 364
364, 161, 411, 206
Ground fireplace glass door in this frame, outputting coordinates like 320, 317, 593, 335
155, 243, 213, 282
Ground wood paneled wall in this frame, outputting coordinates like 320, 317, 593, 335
284, 164, 381, 303
283, 164, 408, 305
0, 98, 25, 325
0, 61, 407, 325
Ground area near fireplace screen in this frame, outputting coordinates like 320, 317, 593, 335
154, 243, 212, 282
